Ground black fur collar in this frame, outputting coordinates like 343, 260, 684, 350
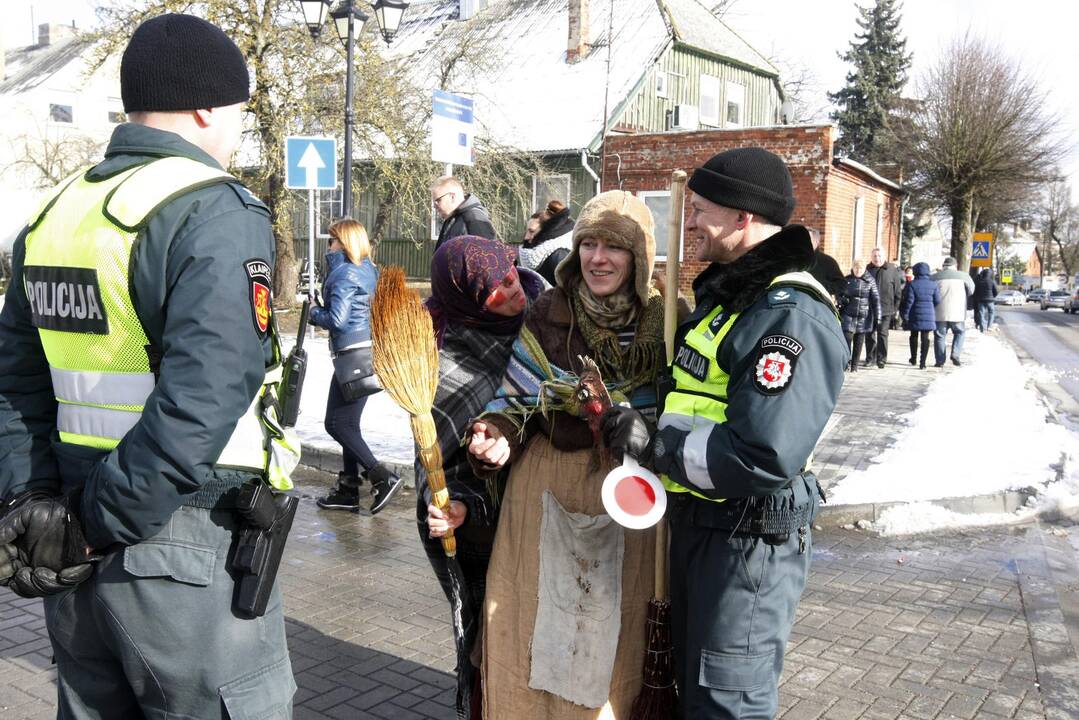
692, 225, 814, 313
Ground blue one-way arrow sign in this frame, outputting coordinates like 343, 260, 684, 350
285, 136, 336, 190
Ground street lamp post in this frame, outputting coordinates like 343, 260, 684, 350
296, 0, 409, 218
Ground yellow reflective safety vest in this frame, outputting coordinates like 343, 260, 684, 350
22, 157, 299, 490
660, 271, 836, 502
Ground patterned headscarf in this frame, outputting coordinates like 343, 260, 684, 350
426, 235, 527, 348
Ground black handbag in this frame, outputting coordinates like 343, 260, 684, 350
332, 343, 382, 401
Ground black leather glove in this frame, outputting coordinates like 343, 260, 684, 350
0, 541, 21, 585
650, 425, 686, 477
0, 491, 96, 598
600, 406, 652, 463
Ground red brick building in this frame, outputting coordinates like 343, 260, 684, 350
602, 125, 905, 294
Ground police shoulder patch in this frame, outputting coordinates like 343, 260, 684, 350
752, 334, 803, 395
245, 258, 272, 337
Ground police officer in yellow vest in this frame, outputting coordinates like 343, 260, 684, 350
0, 14, 297, 717
602, 148, 849, 718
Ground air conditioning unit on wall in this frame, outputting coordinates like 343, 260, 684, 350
670, 104, 699, 131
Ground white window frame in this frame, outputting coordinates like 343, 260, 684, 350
724, 80, 745, 128
699, 74, 721, 127
875, 203, 884, 249
655, 70, 669, 99
637, 190, 681, 263
531, 173, 571, 213
852, 196, 866, 266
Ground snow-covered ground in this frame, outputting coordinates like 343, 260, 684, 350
284, 334, 414, 466
288, 326, 1079, 536
828, 330, 1079, 535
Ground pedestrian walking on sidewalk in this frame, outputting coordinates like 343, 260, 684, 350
931, 256, 975, 366
0, 14, 297, 716
598, 148, 848, 719
467, 190, 663, 719
311, 219, 403, 514
900, 261, 940, 369
973, 268, 998, 332
420, 236, 544, 719
839, 259, 881, 372
866, 247, 903, 367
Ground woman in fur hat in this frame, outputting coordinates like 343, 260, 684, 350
467, 191, 665, 719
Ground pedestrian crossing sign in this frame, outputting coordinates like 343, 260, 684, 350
971, 233, 993, 267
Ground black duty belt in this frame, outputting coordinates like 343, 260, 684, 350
667, 493, 815, 535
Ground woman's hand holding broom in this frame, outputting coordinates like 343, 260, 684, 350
427, 501, 467, 539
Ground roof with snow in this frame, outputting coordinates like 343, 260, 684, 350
1, 32, 92, 95
378, 0, 778, 153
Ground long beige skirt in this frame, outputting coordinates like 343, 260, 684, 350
482, 434, 656, 719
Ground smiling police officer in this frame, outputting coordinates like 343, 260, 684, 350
0, 14, 297, 718
602, 148, 849, 718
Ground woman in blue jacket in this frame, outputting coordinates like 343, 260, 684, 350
310, 218, 403, 514
900, 262, 941, 369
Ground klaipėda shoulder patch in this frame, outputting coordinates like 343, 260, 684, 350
752, 334, 803, 395
245, 258, 272, 337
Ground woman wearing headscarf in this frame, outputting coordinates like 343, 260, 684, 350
309, 218, 402, 514
517, 199, 575, 287
420, 236, 545, 719
467, 191, 665, 719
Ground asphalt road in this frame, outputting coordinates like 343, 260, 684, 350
996, 303, 1079, 426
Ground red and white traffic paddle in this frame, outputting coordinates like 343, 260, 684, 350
601, 455, 667, 529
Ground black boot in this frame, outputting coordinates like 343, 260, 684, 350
368, 463, 404, 515
317, 471, 361, 510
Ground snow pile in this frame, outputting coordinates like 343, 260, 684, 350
282, 335, 415, 465
829, 332, 1079, 522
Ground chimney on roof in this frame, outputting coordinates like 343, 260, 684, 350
38, 23, 77, 46
459, 0, 482, 21
567, 0, 589, 63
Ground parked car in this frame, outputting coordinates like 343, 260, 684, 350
1073, 288, 1079, 314
995, 290, 1025, 306
1027, 288, 1048, 303
1041, 290, 1073, 311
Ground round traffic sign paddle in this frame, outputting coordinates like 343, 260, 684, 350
601, 456, 667, 529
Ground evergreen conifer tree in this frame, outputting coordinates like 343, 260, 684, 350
829, 0, 912, 163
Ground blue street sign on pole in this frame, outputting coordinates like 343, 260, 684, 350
431, 90, 474, 167
285, 136, 337, 190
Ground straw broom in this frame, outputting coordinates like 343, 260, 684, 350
370, 265, 455, 556
372, 266, 477, 719
630, 169, 686, 720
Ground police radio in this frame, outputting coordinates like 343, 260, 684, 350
278, 299, 309, 427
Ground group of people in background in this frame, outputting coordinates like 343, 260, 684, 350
809, 236, 995, 372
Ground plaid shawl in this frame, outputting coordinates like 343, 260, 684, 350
415, 324, 516, 527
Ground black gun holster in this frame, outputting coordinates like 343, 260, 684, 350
232, 479, 298, 618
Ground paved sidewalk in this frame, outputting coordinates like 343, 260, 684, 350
5, 465, 1079, 719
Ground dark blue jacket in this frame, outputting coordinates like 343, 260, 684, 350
309, 251, 378, 352
973, 269, 998, 303
900, 262, 941, 331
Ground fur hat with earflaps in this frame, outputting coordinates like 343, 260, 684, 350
554, 190, 657, 306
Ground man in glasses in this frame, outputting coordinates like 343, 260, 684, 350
431, 176, 497, 250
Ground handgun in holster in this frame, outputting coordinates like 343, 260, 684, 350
232, 478, 298, 618
278, 299, 310, 428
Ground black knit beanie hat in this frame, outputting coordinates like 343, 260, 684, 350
121, 14, 250, 113
687, 147, 795, 226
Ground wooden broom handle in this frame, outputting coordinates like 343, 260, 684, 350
656, 170, 687, 601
